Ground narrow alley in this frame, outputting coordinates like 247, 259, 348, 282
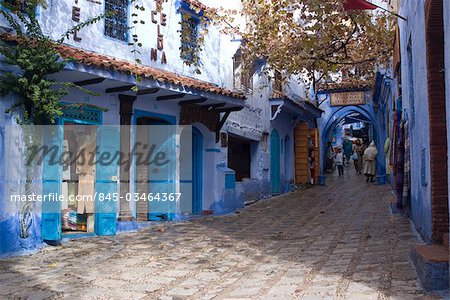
0, 166, 437, 299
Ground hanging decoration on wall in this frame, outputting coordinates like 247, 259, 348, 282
150, 0, 168, 64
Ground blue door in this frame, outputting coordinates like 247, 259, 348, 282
148, 122, 176, 221
42, 126, 63, 242
191, 127, 203, 215
270, 130, 281, 195
94, 126, 119, 236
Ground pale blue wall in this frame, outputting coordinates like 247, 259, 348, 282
271, 111, 295, 193
0, 95, 43, 257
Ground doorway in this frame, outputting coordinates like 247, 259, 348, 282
135, 115, 175, 221
271, 129, 281, 194
61, 123, 96, 235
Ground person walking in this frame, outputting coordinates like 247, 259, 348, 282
326, 142, 334, 172
363, 141, 378, 182
336, 148, 344, 177
343, 137, 353, 164
352, 148, 359, 173
356, 139, 366, 174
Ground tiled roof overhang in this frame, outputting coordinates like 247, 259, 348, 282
1, 33, 246, 101
184, 0, 208, 11
270, 92, 323, 120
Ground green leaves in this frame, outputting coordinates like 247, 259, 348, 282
213, 0, 395, 90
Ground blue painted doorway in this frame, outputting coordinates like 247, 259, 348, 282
42, 105, 108, 242
134, 111, 176, 221
191, 127, 203, 215
271, 130, 281, 195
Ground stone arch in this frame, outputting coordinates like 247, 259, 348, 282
321, 105, 386, 176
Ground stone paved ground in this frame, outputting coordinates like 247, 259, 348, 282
0, 165, 445, 299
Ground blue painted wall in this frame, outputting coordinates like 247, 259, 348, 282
317, 93, 386, 178
396, 0, 433, 242
0, 97, 43, 257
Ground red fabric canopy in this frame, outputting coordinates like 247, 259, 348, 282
344, 0, 377, 10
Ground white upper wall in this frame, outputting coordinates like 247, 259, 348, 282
0, 0, 237, 88
0, 0, 307, 101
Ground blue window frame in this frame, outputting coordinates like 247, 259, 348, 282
180, 10, 200, 62
104, 0, 129, 42
1, 0, 27, 12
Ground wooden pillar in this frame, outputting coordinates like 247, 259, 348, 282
118, 94, 136, 221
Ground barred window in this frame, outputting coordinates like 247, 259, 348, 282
233, 49, 253, 93
3, 0, 27, 12
180, 11, 200, 63
104, 0, 128, 42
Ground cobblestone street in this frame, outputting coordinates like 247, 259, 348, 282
0, 166, 442, 299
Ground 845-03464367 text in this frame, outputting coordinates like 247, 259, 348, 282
10, 193, 182, 203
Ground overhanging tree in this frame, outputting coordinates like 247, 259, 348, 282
208, 0, 395, 96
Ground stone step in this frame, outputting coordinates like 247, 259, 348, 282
410, 244, 449, 291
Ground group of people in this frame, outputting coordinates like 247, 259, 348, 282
326, 137, 378, 182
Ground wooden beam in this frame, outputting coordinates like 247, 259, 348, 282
156, 93, 186, 101
179, 98, 207, 105
216, 106, 243, 113
215, 111, 232, 143
74, 77, 105, 87
137, 88, 160, 96
105, 85, 135, 94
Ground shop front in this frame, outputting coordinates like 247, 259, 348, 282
270, 95, 323, 188
30, 43, 246, 243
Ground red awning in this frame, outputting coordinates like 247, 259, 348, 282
344, 0, 377, 10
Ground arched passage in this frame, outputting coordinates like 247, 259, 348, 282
320, 105, 386, 177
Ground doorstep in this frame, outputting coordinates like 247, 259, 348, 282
410, 243, 449, 291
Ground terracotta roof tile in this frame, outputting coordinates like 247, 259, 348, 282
1, 33, 245, 100
184, 0, 208, 11
271, 90, 285, 99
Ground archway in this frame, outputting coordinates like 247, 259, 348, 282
320, 105, 386, 177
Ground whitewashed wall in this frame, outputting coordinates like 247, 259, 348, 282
34, 0, 223, 85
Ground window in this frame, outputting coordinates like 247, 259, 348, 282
2, 0, 27, 12
233, 49, 253, 93
180, 11, 200, 63
104, 0, 128, 42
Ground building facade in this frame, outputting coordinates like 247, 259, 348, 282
0, 0, 322, 257
385, 0, 449, 290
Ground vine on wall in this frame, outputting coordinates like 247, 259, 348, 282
0, 0, 106, 239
